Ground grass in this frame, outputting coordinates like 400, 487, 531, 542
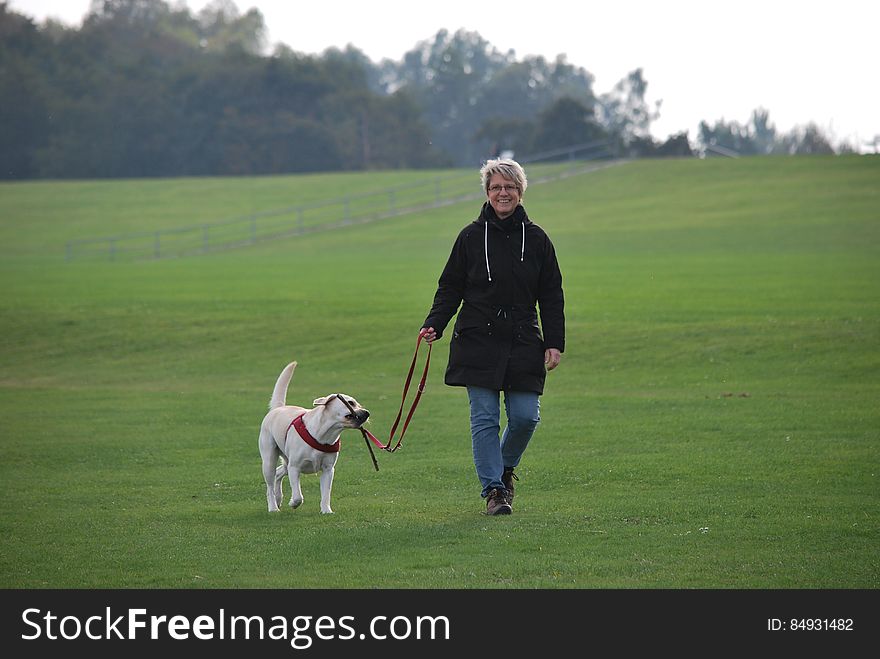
0, 155, 878, 588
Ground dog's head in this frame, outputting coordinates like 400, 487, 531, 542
313, 393, 370, 429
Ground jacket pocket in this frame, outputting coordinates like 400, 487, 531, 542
450, 322, 496, 371
514, 319, 543, 346
513, 322, 545, 375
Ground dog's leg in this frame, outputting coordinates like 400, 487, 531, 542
318, 466, 335, 514
274, 460, 286, 504
259, 428, 281, 513
263, 459, 280, 513
287, 465, 304, 509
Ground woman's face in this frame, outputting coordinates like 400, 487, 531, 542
486, 173, 521, 219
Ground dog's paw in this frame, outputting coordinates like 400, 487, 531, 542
290, 498, 303, 509
320, 507, 334, 514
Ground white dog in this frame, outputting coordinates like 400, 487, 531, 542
258, 361, 370, 514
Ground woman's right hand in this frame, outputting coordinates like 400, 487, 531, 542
421, 327, 438, 343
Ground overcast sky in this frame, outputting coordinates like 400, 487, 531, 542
10, 0, 880, 151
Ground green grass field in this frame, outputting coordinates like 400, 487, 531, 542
1, 155, 877, 588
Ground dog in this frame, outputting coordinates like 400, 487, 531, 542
258, 361, 370, 514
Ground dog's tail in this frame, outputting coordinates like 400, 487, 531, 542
269, 361, 297, 410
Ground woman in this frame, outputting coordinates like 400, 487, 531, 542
421, 158, 565, 515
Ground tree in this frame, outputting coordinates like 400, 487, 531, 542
698, 109, 837, 156
473, 54, 597, 160
0, 5, 53, 177
391, 29, 511, 164
386, 31, 604, 164
473, 116, 535, 159
654, 132, 693, 157
778, 123, 835, 155
529, 97, 605, 156
750, 108, 777, 154
597, 68, 659, 147
86, 0, 170, 24
196, 0, 266, 55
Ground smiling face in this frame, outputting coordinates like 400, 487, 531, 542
486, 173, 522, 219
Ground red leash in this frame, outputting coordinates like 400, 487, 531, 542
362, 329, 432, 457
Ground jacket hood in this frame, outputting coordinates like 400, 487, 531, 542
475, 201, 530, 227
475, 202, 530, 282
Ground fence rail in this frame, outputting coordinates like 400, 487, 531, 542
66, 142, 616, 262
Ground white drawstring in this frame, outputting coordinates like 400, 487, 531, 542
484, 220, 525, 281
484, 221, 492, 282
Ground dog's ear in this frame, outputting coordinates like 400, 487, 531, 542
313, 395, 334, 406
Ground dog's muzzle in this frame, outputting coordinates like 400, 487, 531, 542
334, 394, 370, 427
350, 409, 370, 426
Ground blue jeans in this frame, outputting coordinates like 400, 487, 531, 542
467, 386, 541, 498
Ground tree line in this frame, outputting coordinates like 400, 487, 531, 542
0, 0, 850, 180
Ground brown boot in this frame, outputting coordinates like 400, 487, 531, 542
485, 488, 512, 515
502, 467, 518, 503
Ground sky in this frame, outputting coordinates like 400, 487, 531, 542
10, 0, 880, 151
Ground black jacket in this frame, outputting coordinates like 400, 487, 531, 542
423, 202, 565, 394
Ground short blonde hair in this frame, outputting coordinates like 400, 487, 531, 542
480, 158, 528, 195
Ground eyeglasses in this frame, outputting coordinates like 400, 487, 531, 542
488, 184, 519, 193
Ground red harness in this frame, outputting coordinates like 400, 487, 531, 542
287, 413, 340, 453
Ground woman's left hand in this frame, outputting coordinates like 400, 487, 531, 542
545, 348, 561, 371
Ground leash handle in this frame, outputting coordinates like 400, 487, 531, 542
384, 329, 432, 452
357, 329, 432, 468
